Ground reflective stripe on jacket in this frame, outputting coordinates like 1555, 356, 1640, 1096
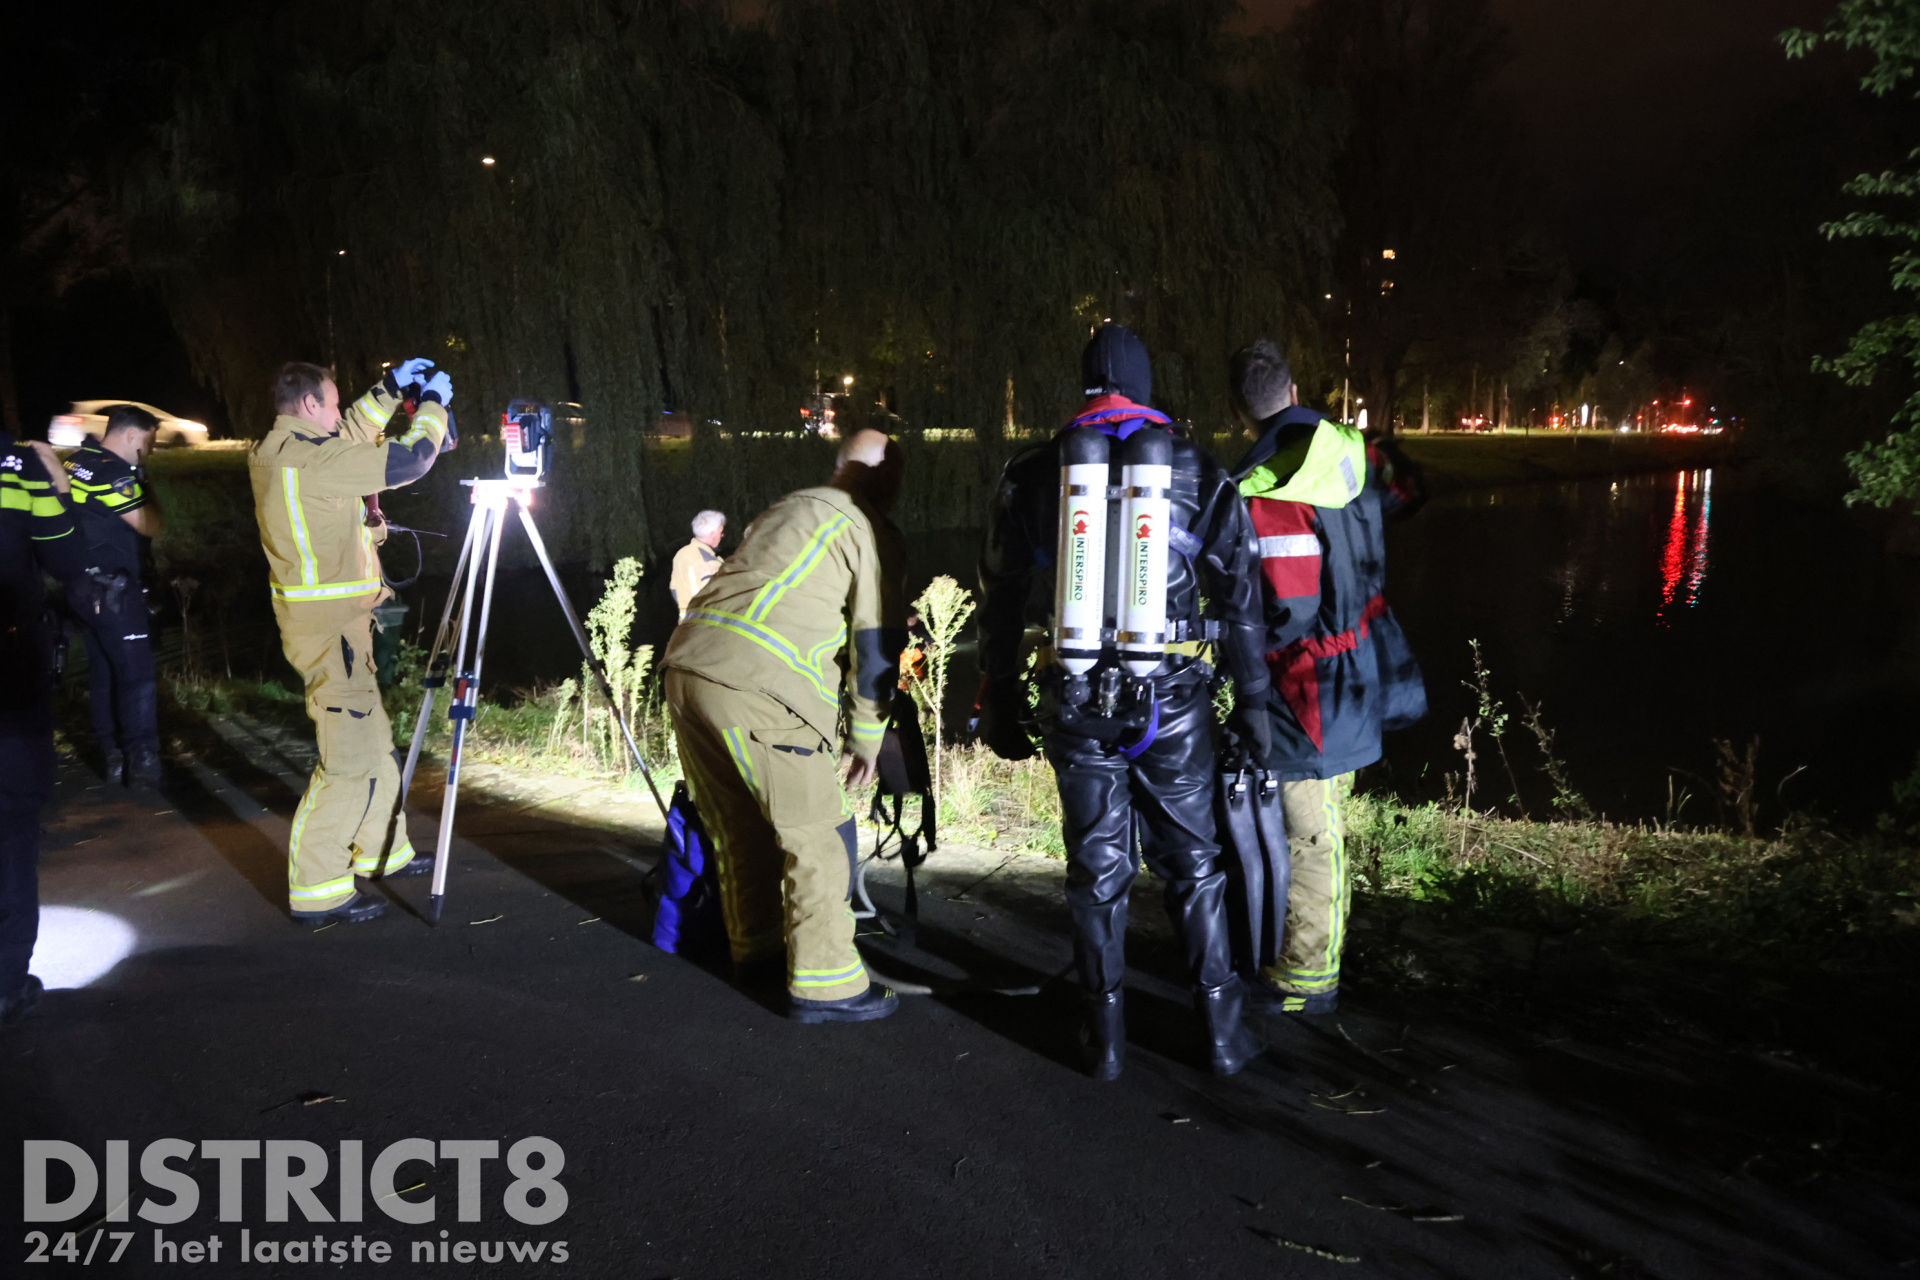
249, 384, 447, 619
661, 486, 904, 763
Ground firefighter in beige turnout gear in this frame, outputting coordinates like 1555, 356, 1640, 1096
661, 430, 907, 1023
251, 360, 452, 924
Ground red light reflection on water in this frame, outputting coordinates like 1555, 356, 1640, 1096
1657, 470, 1712, 624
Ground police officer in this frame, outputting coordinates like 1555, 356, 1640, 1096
251, 359, 451, 925
62, 404, 165, 787
1, 437, 84, 1028
661, 430, 906, 1023
1227, 339, 1424, 1016
978, 324, 1271, 1079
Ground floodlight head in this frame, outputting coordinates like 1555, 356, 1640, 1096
501, 398, 553, 483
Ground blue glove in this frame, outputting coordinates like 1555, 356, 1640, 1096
419, 371, 453, 406
385, 357, 435, 395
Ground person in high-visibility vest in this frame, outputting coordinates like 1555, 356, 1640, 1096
1, 436, 84, 1029
250, 359, 451, 925
660, 429, 907, 1023
1228, 338, 1426, 1016
61, 405, 166, 788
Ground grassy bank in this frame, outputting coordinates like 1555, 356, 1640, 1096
155, 657, 1920, 974
1395, 430, 1741, 493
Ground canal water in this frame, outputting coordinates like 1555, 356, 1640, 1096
1380, 470, 1919, 823
408, 466, 1919, 826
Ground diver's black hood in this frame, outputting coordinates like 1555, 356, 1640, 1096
1080, 323, 1152, 405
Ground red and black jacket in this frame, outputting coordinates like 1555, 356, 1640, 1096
1234, 406, 1420, 779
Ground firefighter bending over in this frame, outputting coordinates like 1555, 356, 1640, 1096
250, 359, 451, 925
661, 429, 908, 1024
978, 323, 1272, 1080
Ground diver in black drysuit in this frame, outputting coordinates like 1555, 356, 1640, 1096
977, 324, 1272, 1079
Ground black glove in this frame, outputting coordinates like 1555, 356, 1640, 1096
1222, 691, 1272, 770
978, 677, 1036, 761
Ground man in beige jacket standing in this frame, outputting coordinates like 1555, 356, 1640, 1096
669, 508, 726, 618
250, 359, 451, 925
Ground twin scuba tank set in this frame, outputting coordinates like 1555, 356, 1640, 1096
1049, 424, 1176, 755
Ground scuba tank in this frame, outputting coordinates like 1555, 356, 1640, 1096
1117, 427, 1172, 678
1053, 427, 1111, 680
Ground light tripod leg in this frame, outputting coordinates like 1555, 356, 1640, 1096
515, 503, 669, 817
400, 502, 485, 805
428, 499, 503, 923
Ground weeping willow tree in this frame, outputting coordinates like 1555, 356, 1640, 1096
124, 0, 1337, 561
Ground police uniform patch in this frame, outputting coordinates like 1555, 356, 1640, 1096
111, 475, 138, 498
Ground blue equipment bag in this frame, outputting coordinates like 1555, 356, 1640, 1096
652, 781, 723, 954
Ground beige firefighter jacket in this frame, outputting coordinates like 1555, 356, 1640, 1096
249, 381, 448, 630
662, 485, 904, 763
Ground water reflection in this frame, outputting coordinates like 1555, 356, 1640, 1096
1658, 469, 1713, 624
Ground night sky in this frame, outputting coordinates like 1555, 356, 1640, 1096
1240, 0, 1850, 241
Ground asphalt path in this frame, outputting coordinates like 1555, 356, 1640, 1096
3, 725, 1914, 1278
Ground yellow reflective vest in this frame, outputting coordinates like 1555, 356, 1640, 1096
249, 382, 447, 628
662, 485, 904, 762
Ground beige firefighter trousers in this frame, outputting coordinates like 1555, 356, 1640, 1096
665, 669, 868, 1001
1262, 773, 1353, 1007
282, 608, 416, 912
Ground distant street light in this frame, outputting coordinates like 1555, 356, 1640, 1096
482, 156, 496, 166
842, 374, 854, 388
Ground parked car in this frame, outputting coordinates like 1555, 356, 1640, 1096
48, 400, 210, 448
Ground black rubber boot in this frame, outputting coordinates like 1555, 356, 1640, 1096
1080, 988, 1127, 1082
1198, 978, 1263, 1077
126, 742, 163, 789
787, 984, 898, 1024
0, 975, 44, 1029
291, 892, 388, 927
103, 751, 126, 787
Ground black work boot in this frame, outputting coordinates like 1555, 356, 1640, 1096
126, 742, 163, 789
0, 975, 44, 1029
1198, 978, 1264, 1077
368, 851, 433, 879
1246, 977, 1338, 1016
102, 751, 126, 786
787, 984, 899, 1024
291, 892, 388, 927
1080, 988, 1127, 1082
